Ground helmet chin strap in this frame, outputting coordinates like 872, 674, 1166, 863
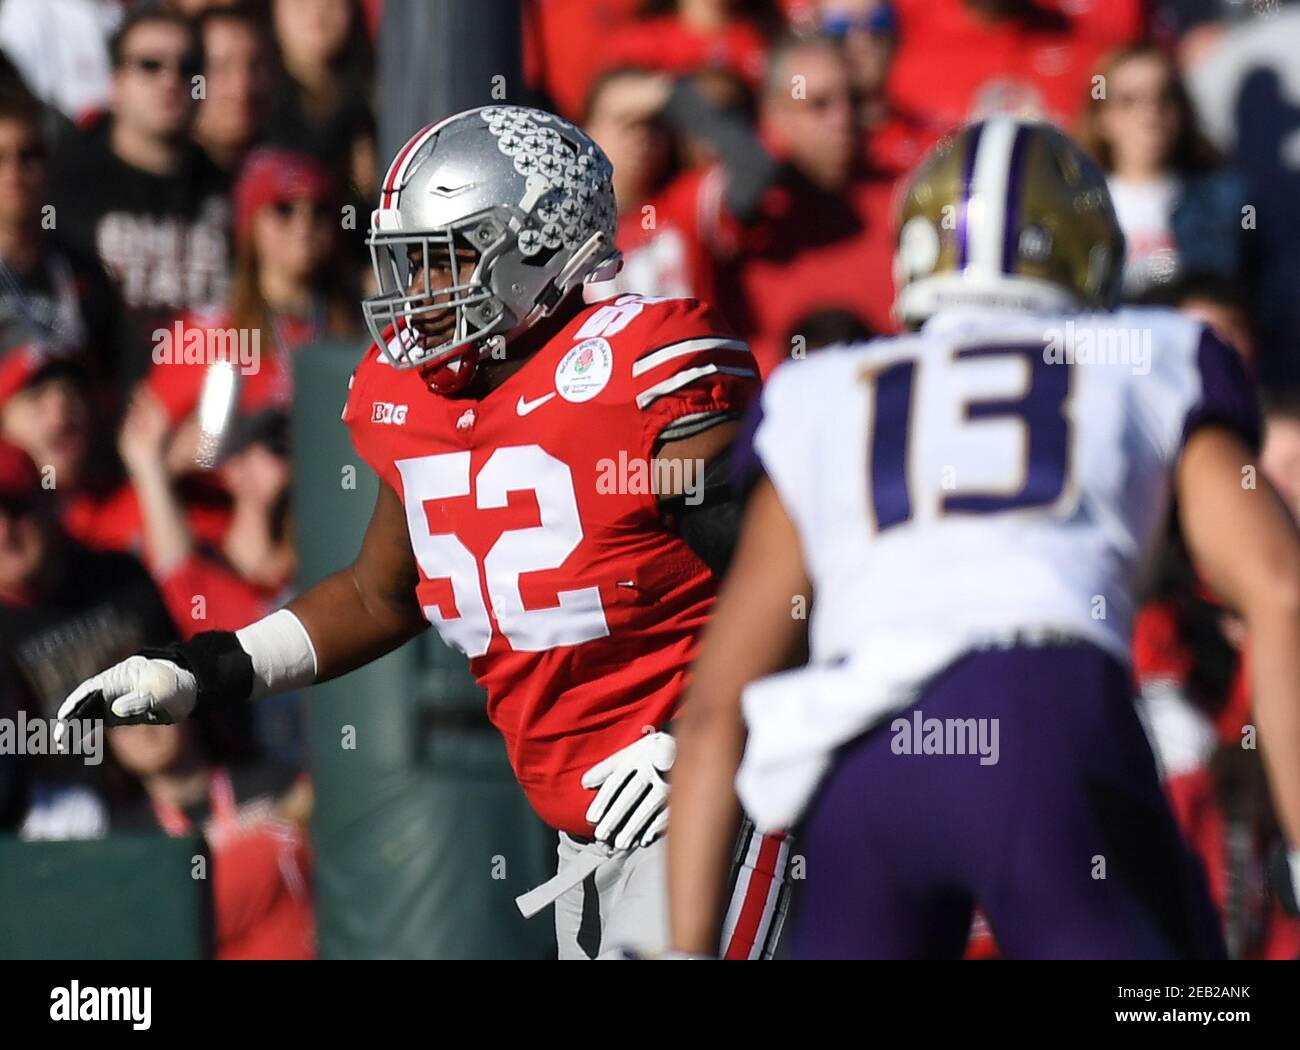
524, 233, 618, 326
494, 233, 621, 350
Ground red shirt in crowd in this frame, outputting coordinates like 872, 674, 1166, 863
156, 550, 282, 640
525, 0, 642, 119
146, 766, 315, 961
886, 0, 1123, 131
713, 169, 900, 374
864, 103, 949, 180
611, 164, 731, 304
600, 14, 770, 87
1132, 598, 1299, 958
62, 479, 232, 556
145, 306, 317, 427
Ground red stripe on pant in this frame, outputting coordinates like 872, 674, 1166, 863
723, 831, 787, 960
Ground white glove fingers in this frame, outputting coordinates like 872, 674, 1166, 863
615, 787, 667, 850
109, 691, 159, 721
594, 769, 650, 842
57, 677, 102, 723
639, 808, 669, 848
585, 762, 636, 825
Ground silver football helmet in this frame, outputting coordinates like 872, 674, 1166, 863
363, 105, 621, 393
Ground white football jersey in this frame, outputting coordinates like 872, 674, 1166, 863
735, 305, 1258, 830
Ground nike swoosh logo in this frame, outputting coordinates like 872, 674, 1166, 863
516, 392, 556, 416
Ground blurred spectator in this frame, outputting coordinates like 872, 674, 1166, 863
814, 0, 941, 175
145, 147, 357, 448
50, 9, 232, 392
0, 347, 94, 493
587, 35, 898, 362
0, 442, 107, 840
165, 0, 244, 13
47, 149, 345, 561
783, 305, 874, 357
586, 68, 706, 299
602, 0, 780, 88
119, 391, 294, 636
713, 33, 897, 371
0, 90, 124, 402
0, 0, 124, 126
587, 65, 779, 301
263, 0, 376, 201
1080, 44, 1246, 300
0, 335, 232, 556
525, 0, 642, 120
585, 69, 679, 230
885, 0, 1128, 130
1171, 271, 1256, 367
105, 720, 315, 959
1185, 5, 1300, 387
1134, 539, 1300, 958
192, 4, 275, 175
0, 440, 176, 727
676, 66, 757, 169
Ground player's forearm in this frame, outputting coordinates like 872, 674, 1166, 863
285, 566, 427, 683
669, 695, 746, 954
1244, 603, 1300, 849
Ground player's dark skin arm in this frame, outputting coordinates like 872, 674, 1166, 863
285, 482, 428, 682
654, 420, 739, 501
668, 477, 811, 954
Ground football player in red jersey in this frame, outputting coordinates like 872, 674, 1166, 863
55, 106, 790, 959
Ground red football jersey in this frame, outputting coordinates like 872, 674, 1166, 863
342, 295, 759, 834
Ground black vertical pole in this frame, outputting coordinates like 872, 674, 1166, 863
376, 0, 526, 170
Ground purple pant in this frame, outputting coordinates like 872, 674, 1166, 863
790, 642, 1226, 959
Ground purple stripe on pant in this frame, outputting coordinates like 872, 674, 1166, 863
790, 641, 1226, 960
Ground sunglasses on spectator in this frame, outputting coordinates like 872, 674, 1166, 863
269, 199, 333, 221
805, 89, 863, 113
121, 53, 202, 80
821, 6, 897, 37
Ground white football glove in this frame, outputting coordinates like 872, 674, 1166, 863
53, 655, 198, 750
582, 731, 676, 850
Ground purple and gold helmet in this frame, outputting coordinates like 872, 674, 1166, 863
893, 117, 1125, 327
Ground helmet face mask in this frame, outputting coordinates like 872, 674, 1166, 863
365, 210, 513, 378
363, 106, 621, 391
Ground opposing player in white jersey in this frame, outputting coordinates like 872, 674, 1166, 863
666, 117, 1300, 958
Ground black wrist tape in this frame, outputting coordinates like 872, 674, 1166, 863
139, 631, 254, 713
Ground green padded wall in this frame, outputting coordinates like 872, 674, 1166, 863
0, 835, 209, 959
293, 343, 557, 959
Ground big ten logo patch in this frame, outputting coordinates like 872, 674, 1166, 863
372, 401, 409, 425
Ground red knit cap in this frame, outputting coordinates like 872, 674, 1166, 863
233, 147, 336, 240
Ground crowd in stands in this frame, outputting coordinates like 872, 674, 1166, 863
2, 0, 1299, 958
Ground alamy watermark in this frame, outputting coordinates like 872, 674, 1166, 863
1, 713, 102, 765
1043, 320, 1150, 376
890, 710, 1000, 765
596, 452, 705, 506
152, 322, 261, 375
